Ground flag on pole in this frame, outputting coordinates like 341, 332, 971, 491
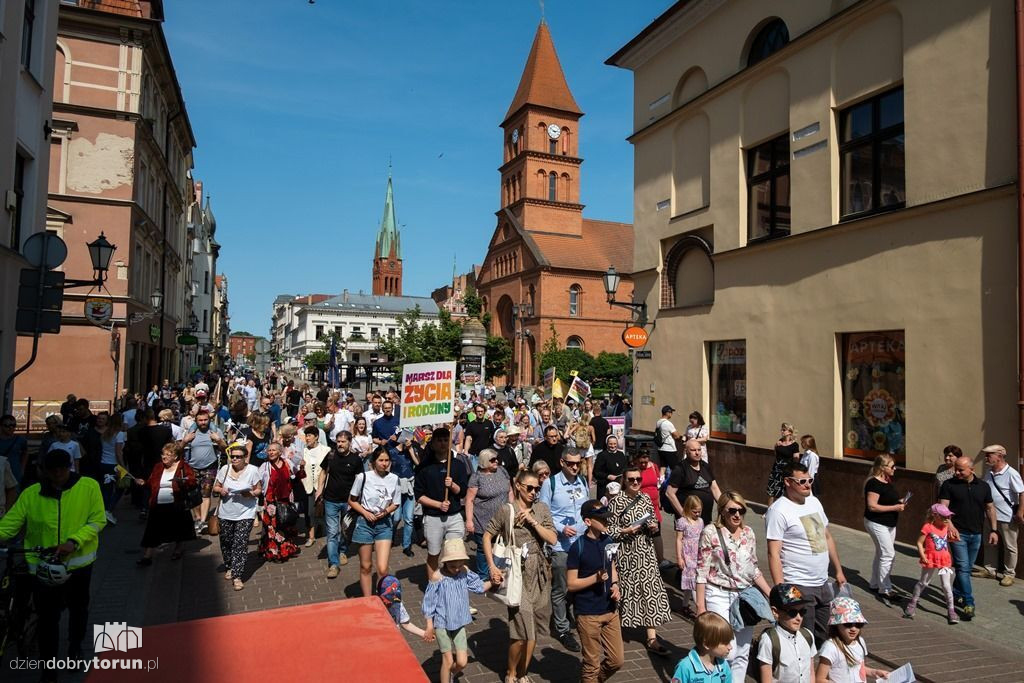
328, 337, 339, 388
567, 375, 591, 402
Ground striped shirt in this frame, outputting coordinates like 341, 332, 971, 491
421, 569, 486, 630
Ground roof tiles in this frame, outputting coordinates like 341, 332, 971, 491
529, 219, 633, 274
503, 21, 582, 124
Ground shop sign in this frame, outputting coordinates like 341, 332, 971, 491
634, 350, 652, 359
621, 326, 648, 348
149, 325, 160, 343
177, 334, 198, 347
83, 296, 113, 328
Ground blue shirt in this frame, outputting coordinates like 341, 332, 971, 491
567, 533, 615, 615
268, 403, 282, 427
671, 649, 732, 683
371, 414, 401, 453
538, 471, 587, 553
422, 569, 485, 631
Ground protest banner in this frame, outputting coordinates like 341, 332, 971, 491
567, 375, 591, 402
607, 416, 626, 444
542, 366, 556, 399
552, 378, 567, 400
400, 361, 456, 428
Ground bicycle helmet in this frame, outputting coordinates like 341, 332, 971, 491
36, 558, 71, 586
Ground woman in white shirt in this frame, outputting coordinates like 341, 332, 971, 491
685, 411, 710, 463
96, 412, 126, 523
213, 444, 263, 591
348, 446, 401, 596
351, 416, 373, 459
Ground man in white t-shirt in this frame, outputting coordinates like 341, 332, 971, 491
766, 460, 847, 645
364, 394, 384, 432
981, 444, 1024, 585
655, 405, 681, 481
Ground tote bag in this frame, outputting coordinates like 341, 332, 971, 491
489, 503, 523, 608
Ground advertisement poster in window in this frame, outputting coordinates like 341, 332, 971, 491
842, 331, 905, 464
708, 340, 746, 442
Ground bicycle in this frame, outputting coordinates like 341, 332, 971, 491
0, 545, 44, 664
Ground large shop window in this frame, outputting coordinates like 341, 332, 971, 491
708, 340, 746, 442
842, 330, 906, 464
840, 88, 905, 218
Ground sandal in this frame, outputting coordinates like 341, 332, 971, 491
645, 638, 669, 656
233, 578, 244, 591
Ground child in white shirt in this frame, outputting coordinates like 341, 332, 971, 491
758, 583, 816, 683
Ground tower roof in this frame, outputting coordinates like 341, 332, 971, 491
374, 174, 401, 260
502, 21, 582, 126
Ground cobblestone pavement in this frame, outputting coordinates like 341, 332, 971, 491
7, 498, 1024, 683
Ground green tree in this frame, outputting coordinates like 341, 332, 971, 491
537, 348, 596, 384
592, 351, 632, 395
541, 323, 560, 356
485, 335, 512, 378
463, 286, 482, 319
376, 306, 463, 371
304, 349, 329, 369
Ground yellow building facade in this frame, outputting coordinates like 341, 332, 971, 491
609, 0, 1018, 474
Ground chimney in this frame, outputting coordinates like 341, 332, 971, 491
343, 289, 349, 303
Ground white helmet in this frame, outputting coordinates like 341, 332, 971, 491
36, 559, 70, 586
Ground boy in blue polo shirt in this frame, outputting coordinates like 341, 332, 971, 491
672, 612, 734, 682
568, 500, 624, 683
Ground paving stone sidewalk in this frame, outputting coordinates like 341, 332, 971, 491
7, 498, 1024, 683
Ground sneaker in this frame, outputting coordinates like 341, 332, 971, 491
224, 570, 233, 580
961, 605, 975, 620
557, 632, 581, 652
105, 511, 118, 526
999, 575, 1015, 587
304, 537, 315, 548
339, 555, 349, 566
947, 612, 960, 624
469, 606, 478, 616
901, 608, 914, 619
403, 547, 415, 557
233, 578, 244, 591
198, 521, 208, 534
326, 565, 339, 579
971, 568, 996, 579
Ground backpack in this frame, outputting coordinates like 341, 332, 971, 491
653, 419, 666, 448
574, 423, 591, 449
758, 626, 814, 677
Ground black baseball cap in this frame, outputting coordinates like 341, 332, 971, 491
661, 405, 675, 414
581, 500, 611, 520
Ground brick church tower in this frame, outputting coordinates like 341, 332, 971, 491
499, 19, 584, 235
372, 173, 402, 296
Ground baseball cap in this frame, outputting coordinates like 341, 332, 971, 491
769, 583, 813, 609
930, 503, 954, 518
661, 405, 675, 414
581, 500, 611, 520
377, 575, 402, 607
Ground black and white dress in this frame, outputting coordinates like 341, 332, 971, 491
606, 492, 672, 628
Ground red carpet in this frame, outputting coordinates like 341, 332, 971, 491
86, 597, 428, 682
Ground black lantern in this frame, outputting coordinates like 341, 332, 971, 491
86, 232, 116, 278
602, 265, 621, 301
150, 289, 163, 310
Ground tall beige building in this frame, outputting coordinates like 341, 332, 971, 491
609, 0, 1018, 479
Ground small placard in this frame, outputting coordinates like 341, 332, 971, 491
635, 350, 652, 359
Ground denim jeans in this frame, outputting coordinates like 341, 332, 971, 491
473, 532, 489, 580
950, 532, 983, 607
324, 500, 349, 567
393, 493, 415, 550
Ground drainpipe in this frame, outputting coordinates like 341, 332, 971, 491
1017, 0, 1024, 470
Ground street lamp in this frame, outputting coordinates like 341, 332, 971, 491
511, 302, 534, 388
189, 311, 198, 330
63, 232, 119, 288
603, 265, 647, 324
128, 288, 163, 325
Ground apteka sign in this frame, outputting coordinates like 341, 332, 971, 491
400, 361, 456, 428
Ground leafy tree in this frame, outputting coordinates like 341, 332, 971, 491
376, 306, 462, 371
463, 286, 482, 319
232, 330, 253, 337
541, 323, 560, 356
537, 348, 595, 384
485, 335, 512, 378
536, 344, 631, 397
304, 349, 329, 368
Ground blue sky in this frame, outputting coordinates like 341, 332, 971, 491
162, 1, 660, 336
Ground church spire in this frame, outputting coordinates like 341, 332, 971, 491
372, 171, 403, 296
502, 21, 582, 126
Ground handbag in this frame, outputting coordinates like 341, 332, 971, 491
716, 525, 761, 627
489, 503, 523, 607
275, 500, 298, 528
176, 466, 203, 510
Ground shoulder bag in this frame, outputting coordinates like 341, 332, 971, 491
715, 525, 763, 627
341, 473, 364, 543
175, 464, 203, 510
489, 503, 523, 607
988, 471, 1020, 516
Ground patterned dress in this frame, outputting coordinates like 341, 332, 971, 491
259, 459, 299, 561
607, 492, 672, 628
675, 515, 704, 590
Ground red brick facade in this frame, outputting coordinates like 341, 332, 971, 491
228, 335, 257, 359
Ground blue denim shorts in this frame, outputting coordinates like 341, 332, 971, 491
352, 515, 394, 544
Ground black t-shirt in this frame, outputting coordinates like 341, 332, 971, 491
495, 446, 518, 479
464, 421, 494, 456
320, 452, 364, 503
590, 416, 610, 450
285, 390, 302, 417
863, 477, 901, 527
567, 533, 615, 615
668, 461, 716, 525
316, 388, 329, 403
529, 440, 565, 473
774, 441, 800, 463
413, 459, 470, 516
939, 476, 994, 535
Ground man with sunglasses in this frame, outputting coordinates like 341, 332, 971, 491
539, 451, 588, 652
765, 461, 847, 645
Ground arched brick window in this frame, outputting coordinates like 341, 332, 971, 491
569, 284, 582, 317
662, 235, 714, 309
548, 172, 557, 201
566, 336, 584, 350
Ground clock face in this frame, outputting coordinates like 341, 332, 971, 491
547, 124, 561, 140
511, 129, 519, 144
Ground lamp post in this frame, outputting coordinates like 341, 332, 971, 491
602, 265, 647, 325
512, 302, 534, 388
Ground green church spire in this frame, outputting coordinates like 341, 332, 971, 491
375, 172, 401, 260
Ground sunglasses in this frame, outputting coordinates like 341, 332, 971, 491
782, 608, 808, 618
229, 455, 245, 460
522, 484, 540, 493
626, 476, 642, 483
841, 622, 863, 629
563, 460, 581, 467
787, 477, 814, 486
725, 507, 746, 516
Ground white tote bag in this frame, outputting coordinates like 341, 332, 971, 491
489, 503, 523, 607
